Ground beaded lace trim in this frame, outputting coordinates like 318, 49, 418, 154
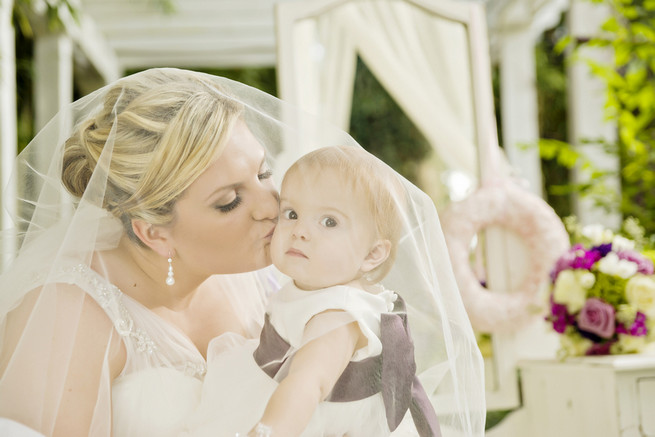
65, 264, 207, 378
70, 264, 158, 354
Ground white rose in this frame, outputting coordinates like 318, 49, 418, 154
611, 334, 647, 354
598, 252, 638, 278
582, 224, 614, 245
559, 331, 593, 357
625, 274, 655, 318
553, 270, 587, 313
648, 319, 655, 342
612, 235, 636, 251
577, 271, 596, 289
616, 304, 638, 325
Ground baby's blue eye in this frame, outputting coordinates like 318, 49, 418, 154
284, 209, 298, 220
321, 217, 337, 228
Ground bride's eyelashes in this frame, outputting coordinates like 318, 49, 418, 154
216, 195, 242, 213
215, 169, 272, 213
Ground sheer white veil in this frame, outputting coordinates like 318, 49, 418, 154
0, 68, 485, 436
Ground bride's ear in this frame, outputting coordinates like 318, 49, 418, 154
131, 219, 172, 257
360, 239, 391, 273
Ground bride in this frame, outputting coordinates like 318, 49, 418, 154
0, 68, 485, 436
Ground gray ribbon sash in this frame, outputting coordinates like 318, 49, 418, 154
253, 295, 441, 437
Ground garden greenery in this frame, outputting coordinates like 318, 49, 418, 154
540, 0, 655, 233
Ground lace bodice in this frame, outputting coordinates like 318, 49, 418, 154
62, 264, 207, 379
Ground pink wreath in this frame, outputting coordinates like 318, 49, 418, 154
440, 180, 570, 333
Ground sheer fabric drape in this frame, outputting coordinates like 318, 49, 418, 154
0, 68, 485, 436
280, 0, 478, 176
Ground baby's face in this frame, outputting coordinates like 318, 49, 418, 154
271, 168, 376, 290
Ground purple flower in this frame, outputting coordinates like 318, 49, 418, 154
629, 312, 648, 336
548, 302, 573, 333
577, 298, 616, 339
586, 341, 614, 355
617, 250, 655, 275
592, 243, 613, 257
550, 244, 602, 281
571, 250, 602, 269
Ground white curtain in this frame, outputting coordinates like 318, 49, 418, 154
282, 0, 478, 177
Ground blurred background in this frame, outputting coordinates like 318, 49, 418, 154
3, 0, 655, 435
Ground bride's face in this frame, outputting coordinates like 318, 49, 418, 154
166, 121, 279, 276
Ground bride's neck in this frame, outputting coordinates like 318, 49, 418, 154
96, 237, 205, 311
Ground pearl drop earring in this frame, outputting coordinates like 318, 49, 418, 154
166, 253, 175, 286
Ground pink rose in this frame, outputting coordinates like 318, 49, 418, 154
577, 298, 615, 339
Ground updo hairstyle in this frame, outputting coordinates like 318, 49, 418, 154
62, 69, 243, 244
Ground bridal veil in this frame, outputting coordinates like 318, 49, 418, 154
0, 68, 485, 436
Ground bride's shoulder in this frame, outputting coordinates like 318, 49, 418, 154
7, 271, 127, 376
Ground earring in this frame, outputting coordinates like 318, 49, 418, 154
166, 253, 175, 286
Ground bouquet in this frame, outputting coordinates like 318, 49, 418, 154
547, 217, 655, 358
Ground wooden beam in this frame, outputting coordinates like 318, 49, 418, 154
57, 7, 121, 83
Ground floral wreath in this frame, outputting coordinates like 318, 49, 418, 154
440, 179, 570, 333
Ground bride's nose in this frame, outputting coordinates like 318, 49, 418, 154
252, 184, 279, 221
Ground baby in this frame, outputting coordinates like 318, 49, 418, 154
186, 146, 440, 437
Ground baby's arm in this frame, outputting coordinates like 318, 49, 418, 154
248, 311, 362, 437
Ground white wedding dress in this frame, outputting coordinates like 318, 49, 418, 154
61, 264, 271, 437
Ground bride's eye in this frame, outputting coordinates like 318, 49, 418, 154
216, 196, 242, 213
320, 217, 337, 228
258, 169, 273, 180
283, 209, 298, 220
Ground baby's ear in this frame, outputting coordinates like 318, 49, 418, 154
360, 239, 391, 273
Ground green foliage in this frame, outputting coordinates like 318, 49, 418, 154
588, 271, 629, 306
197, 68, 278, 97
536, 22, 573, 217
348, 57, 431, 184
13, 1, 77, 36
540, 0, 655, 233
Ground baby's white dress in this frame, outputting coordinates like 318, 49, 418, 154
182, 281, 399, 437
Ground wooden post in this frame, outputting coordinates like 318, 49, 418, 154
0, 0, 16, 267
500, 30, 543, 197
34, 33, 73, 131
567, 0, 620, 228
33, 32, 74, 221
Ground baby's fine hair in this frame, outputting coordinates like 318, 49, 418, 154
284, 145, 404, 283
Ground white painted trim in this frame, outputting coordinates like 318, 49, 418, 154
58, 7, 121, 82
0, 0, 17, 268
499, 30, 543, 197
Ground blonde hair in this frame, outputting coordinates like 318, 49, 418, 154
62, 69, 243, 244
283, 145, 404, 283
